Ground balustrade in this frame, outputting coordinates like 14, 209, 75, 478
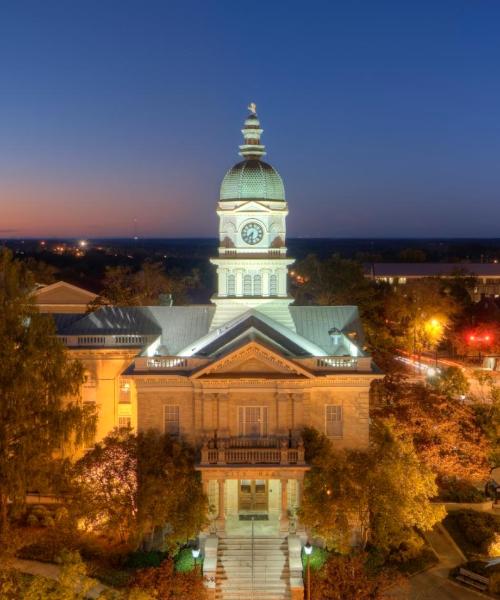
200, 436, 305, 466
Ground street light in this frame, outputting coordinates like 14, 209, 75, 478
304, 542, 313, 600
191, 547, 201, 575
425, 318, 444, 367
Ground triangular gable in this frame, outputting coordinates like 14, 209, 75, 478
192, 340, 314, 379
33, 281, 97, 304
233, 201, 274, 213
178, 310, 327, 358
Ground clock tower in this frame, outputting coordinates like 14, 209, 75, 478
210, 106, 295, 330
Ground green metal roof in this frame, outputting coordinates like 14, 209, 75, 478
220, 159, 285, 202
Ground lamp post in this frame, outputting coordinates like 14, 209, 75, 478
191, 547, 201, 576
304, 541, 313, 600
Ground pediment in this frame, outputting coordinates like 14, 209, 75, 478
192, 341, 313, 379
233, 201, 272, 213
33, 281, 97, 304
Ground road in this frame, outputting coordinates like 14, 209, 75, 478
398, 352, 499, 402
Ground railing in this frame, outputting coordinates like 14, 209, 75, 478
60, 334, 153, 348
316, 357, 358, 369
200, 436, 306, 466
134, 356, 209, 372
296, 356, 373, 372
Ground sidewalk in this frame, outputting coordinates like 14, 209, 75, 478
11, 558, 109, 599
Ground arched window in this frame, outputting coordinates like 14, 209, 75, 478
227, 273, 236, 296
243, 274, 252, 296
253, 274, 262, 296
270, 274, 278, 296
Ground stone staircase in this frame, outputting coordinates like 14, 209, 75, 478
215, 536, 291, 600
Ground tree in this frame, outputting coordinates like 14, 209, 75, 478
374, 382, 490, 484
94, 261, 197, 306
429, 366, 470, 399
386, 279, 459, 355
71, 431, 138, 543
136, 430, 208, 551
292, 254, 398, 370
300, 423, 443, 554
0, 249, 96, 536
22, 552, 102, 600
23, 258, 57, 285
310, 553, 400, 600
72, 430, 207, 550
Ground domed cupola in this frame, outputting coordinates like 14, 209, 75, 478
220, 105, 285, 202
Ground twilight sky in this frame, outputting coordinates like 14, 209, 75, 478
1, 0, 500, 238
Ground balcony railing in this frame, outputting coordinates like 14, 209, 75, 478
200, 436, 306, 466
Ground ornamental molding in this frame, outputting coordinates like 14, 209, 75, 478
191, 341, 314, 380
196, 466, 309, 479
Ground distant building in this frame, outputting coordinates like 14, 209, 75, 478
33, 281, 97, 313
52, 109, 381, 559
367, 263, 500, 302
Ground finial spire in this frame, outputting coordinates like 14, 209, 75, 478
239, 103, 266, 159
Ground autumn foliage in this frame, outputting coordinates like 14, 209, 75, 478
374, 383, 490, 484
310, 553, 402, 600
130, 558, 208, 600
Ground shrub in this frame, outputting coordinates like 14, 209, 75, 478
445, 511, 500, 556
440, 479, 486, 503
26, 514, 39, 527
125, 550, 168, 569
54, 507, 70, 524
41, 515, 55, 528
16, 527, 81, 563
129, 558, 208, 599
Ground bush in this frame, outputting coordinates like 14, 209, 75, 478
26, 514, 39, 527
174, 547, 198, 573
16, 527, 81, 563
125, 550, 168, 569
445, 511, 500, 556
129, 559, 208, 599
301, 546, 330, 572
440, 479, 486, 503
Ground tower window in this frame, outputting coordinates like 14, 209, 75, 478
227, 274, 236, 296
243, 274, 252, 296
270, 274, 278, 296
253, 274, 262, 295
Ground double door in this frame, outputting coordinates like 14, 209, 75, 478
238, 479, 268, 512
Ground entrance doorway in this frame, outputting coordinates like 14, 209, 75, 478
238, 479, 268, 513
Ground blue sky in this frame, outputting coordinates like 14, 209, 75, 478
1, 0, 499, 237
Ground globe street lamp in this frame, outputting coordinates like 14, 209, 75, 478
191, 547, 201, 575
304, 541, 313, 600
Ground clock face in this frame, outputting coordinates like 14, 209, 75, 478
241, 222, 264, 245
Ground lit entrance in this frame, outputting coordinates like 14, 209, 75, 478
238, 479, 268, 513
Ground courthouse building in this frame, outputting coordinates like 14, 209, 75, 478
53, 109, 381, 540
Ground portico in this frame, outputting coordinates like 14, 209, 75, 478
198, 463, 308, 536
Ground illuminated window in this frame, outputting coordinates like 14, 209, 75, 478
227, 274, 236, 296
325, 405, 343, 438
164, 405, 180, 436
118, 416, 131, 429
270, 274, 278, 296
253, 274, 262, 295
